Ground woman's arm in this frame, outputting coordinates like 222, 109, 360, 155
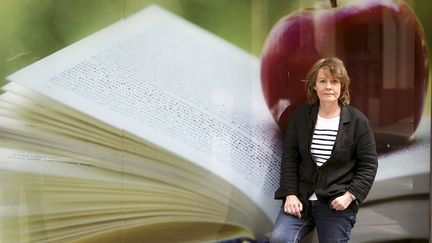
347, 118, 378, 203
274, 113, 302, 199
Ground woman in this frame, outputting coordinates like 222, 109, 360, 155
271, 57, 378, 243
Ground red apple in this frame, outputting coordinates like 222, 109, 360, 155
261, 0, 429, 152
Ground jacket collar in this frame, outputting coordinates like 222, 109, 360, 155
340, 105, 351, 124
308, 103, 351, 124
308, 103, 351, 163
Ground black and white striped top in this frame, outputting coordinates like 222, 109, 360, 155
309, 115, 340, 201
310, 115, 340, 167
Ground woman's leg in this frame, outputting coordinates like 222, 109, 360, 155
270, 208, 314, 243
311, 201, 356, 243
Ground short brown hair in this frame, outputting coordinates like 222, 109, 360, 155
304, 57, 351, 105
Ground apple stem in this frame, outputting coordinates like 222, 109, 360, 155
330, 0, 337, 7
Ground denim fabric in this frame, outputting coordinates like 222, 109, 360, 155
270, 200, 356, 243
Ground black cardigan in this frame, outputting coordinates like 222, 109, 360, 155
274, 103, 378, 214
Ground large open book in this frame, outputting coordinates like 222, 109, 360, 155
0, 5, 282, 243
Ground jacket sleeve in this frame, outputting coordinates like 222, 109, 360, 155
347, 117, 378, 203
274, 112, 302, 200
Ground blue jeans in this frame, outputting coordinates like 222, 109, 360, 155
270, 200, 356, 243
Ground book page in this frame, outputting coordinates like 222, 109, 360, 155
365, 116, 430, 201
7, 5, 282, 220
0, 147, 272, 241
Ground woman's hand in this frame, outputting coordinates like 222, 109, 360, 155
330, 191, 355, 211
284, 195, 303, 218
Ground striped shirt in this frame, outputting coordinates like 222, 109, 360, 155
311, 115, 339, 166
309, 115, 339, 200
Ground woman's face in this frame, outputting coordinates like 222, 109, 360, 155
314, 68, 341, 104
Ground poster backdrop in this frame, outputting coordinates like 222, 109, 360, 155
0, 0, 430, 242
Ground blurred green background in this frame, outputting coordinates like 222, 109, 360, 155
0, 0, 430, 112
